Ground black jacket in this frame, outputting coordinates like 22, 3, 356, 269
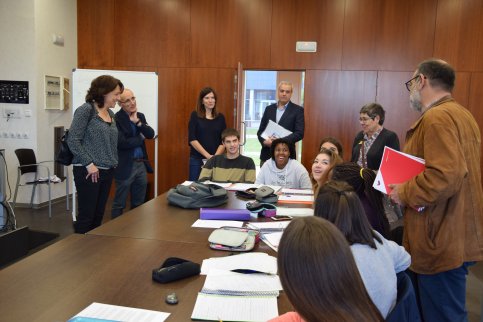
257, 101, 305, 162
114, 110, 155, 180
351, 128, 400, 170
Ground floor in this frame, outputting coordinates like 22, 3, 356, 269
3, 199, 483, 322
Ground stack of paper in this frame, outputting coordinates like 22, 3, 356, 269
200, 252, 277, 275
70, 303, 170, 322
192, 255, 280, 321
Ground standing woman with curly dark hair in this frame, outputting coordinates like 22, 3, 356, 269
67, 75, 124, 234
188, 87, 226, 181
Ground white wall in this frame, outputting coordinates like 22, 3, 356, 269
0, 0, 77, 206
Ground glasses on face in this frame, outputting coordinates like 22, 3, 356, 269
405, 75, 420, 91
359, 116, 373, 123
120, 97, 136, 104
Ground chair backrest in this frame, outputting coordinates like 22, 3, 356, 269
14, 149, 38, 175
386, 271, 422, 322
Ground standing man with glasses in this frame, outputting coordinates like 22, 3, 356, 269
257, 81, 305, 166
389, 59, 483, 322
111, 88, 155, 218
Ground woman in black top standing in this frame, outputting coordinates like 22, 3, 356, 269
351, 103, 399, 170
188, 87, 226, 181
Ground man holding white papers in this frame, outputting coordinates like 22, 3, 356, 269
257, 81, 304, 165
390, 59, 483, 322
199, 128, 256, 183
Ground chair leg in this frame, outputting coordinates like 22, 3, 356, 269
30, 183, 36, 209
48, 180, 52, 218
13, 170, 20, 208
66, 167, 70, 211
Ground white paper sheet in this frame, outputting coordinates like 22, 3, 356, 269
201, 252, 277, 275
247, 221, 290, 230
71, 302, 170, 322
203, 268, 282, 292
281, 188, 313, 195
191, 219, 244, 228
276, 207, 314, 217
261, 120, 292, 140
278, 194, 314, 203
191, 293, 278, 322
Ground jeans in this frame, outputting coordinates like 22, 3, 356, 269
408, 262, 475, 322
73, 166, 114, 234
189, 156, 203, 181
111, 161, 147, 218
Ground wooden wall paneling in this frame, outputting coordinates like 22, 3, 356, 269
342, 0, 437, 71
270, 0, 345, 70
468, 72, 483, 174
302, 70, 377, 169
213, 0, 272, 68
156, 68, 236, 193
376, 72, 422, 149
190, 0, 217, 67
434, 0, 483, 71
453, 72, 471, 108
77, 0, 116, 68
114, 0, 190, 68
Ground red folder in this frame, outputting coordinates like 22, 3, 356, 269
373, 147, 425, 194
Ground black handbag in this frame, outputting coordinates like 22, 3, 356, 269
56, 130, 73, 166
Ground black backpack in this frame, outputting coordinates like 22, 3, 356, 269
167, 182, 228, 209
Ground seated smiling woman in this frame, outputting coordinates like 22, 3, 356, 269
255, 138, 311, 189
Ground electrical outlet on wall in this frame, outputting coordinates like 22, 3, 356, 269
1, 132, 8, 138
2, 107, 21, 118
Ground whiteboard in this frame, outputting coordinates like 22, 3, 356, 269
71, 69, 158, 219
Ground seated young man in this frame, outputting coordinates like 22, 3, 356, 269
199, 128, 256, 183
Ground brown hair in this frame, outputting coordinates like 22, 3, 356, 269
314, 180, 382, 249
318, 136, 344, 158
85, 75, 124, 107
360, 103, 385, 125
221, 128, 240, 142
196, 87, 218, 118
331, 162, 390, 238
278, 216, 384, 322
311, 148, 343, 195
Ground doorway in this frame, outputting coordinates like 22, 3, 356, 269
238, 70, 305, 167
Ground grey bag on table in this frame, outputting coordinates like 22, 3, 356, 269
167, 182, 228, 209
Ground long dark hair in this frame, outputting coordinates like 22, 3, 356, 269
196, 87, 218, 118
331, 162, 390, 238
314, 180, 382, 249
85, 75, 124, 107
278, 216, 384, 322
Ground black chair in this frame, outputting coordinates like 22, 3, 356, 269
386, 271, 422, 322
12, 149, 69, 218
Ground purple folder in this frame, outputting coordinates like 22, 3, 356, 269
200, 208, 251, 221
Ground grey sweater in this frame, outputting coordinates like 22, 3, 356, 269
67, 102, 118, 168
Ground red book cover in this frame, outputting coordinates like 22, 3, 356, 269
373, 146, 425, 194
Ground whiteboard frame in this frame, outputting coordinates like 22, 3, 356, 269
71, 69, 158, 221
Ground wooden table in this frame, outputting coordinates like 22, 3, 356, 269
0, 192, 294, 321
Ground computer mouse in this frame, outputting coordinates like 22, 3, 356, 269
165, 292, 178, 305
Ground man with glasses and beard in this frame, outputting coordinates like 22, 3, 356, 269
389, 59, 483, 322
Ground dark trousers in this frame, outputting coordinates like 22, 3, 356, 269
111, 162, 147, 219
73, 166, 114, 234
189, 156, 203, 181
408, 262, 474, 322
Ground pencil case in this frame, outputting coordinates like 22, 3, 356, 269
200, 208, 251, 221
208, 226, 260, 252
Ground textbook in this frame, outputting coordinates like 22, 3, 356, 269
373, 146, 425, 194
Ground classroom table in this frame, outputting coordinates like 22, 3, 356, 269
0, 191, 296, 322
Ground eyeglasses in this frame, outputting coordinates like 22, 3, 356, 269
120, 97, 136, 104
405, 75, 421, 91
359, 116, 373, 122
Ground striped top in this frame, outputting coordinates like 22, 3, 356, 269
199, 154, 256, 183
